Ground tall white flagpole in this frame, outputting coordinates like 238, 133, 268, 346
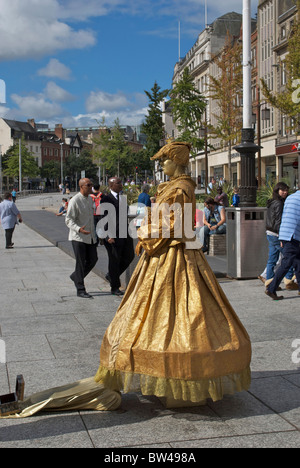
243, 0, 252, 129
178, 21, 181, 61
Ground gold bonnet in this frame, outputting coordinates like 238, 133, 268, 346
151, 141, 191, 167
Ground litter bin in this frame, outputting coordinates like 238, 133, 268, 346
226, 207, 268, 279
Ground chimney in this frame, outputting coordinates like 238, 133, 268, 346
55, 123, 64, 141
27, 119, 36, 128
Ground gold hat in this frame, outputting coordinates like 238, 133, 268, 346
151, 141, 191, 167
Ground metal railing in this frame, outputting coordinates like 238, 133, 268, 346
39, 196, 54, 209
0, 190, 43, 199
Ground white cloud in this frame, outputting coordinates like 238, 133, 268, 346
84, 90, 148, 125
5, 87, 148, 128
0, 105, 10, 118
86, 91, 131, 113
69, 108, 148, 128
0, 0, 96, 61
38, 59, 72, 81
10, 93, 65, 120
0, 0, 259, 61
57, 0, 258, 25
44, 82, 75, 102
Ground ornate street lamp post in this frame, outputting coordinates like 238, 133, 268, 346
234, 0, 261, 207
227, 0, 268, 279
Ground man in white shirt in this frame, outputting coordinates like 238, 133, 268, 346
66, 178, 98, 298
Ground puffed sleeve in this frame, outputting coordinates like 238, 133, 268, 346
137, 188, 194, 256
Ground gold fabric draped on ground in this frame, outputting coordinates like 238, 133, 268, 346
95, 175, 252, 403
0, 378, 121, 419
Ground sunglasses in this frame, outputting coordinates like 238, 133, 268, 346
84, 184, 93, 187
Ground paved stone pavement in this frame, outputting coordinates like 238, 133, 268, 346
0, 194, 299, 448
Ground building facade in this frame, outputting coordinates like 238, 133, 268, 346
168, 3, 299, 189
0, 118, 42, 166
171, 12, 256, 188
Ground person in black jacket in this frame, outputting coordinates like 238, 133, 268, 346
98, 177, 134, 296
265, 182, 295, 287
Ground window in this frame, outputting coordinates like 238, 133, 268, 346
281, 62, 287, 86
282, 116, 287, 136
251, 47, 257, 68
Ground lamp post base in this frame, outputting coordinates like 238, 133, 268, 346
234, 128, 261, 207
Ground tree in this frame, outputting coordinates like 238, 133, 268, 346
3, 138, 39, 179
261, 0, 300, 133
142, 81, 169, 158
168, 67, 206, 155
93, 118, 136, 178
40, 160, 61, 186
65, 149, 98, 181
208, 32, 243, 183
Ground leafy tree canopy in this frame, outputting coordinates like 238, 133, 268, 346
169, 67, 206, 155
3, 138, 39, 178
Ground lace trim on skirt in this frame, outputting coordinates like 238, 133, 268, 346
94, 366, 251, 403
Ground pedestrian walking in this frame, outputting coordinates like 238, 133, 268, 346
264, 182, 297, 290
65, 178, 98, 299
265, 189, 300, 300
99, 177, 134, 296
0, 192, 23, 249
11, 188, 17, 203
207, 177, 216, 194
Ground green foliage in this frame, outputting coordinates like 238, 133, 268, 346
93, 118, 136, 177
3, 138, 39, 178
142, 81, 169, 159
208, 33, 243, 183
256, 179, 295, 207
40, 160, 61, 180
195, 182, 234, 205
65, 149, 98, 180
256, 181, 274, 207
134, 148, 153, 173
168, 67, 206, 155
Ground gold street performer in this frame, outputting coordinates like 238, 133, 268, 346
94, 141, 251, 406
1, 142, 251, 418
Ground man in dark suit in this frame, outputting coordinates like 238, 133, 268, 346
99, 177, 134, 296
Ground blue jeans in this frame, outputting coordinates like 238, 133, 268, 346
266, 235, 293, 280
268, 239, 300, 294
200, 225, 226, 251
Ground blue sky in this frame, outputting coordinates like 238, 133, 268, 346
0, 0, 258, 129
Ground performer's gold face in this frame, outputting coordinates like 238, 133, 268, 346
162, 159, 177, 177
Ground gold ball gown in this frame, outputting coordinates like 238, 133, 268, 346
1, 174, 251, 418
95, 174, 251, 404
